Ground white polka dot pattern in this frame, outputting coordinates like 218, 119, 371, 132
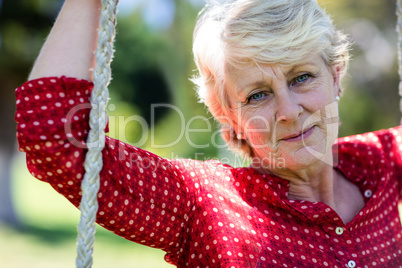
15, 77, 402, 267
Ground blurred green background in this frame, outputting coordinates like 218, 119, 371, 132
0, 0, 401, 267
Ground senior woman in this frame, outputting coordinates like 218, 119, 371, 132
15, 0, 401, 267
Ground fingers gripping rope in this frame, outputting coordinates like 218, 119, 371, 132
397, 0, 402, 124
76, 1, 118, 267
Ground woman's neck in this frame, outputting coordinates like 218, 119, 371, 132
256, 163, 364, 224
253, 157, 339, 209
286, 167, 337, 208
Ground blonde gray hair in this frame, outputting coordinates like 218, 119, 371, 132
192, 0, 350, 157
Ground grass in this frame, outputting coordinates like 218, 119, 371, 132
0, 225, 172, 268
1, 152, 172, 268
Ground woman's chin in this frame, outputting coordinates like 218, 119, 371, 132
283, 129, 336, 169
289, 146, 331, 169
254, 143, 332, 173
250, 128, 337, 172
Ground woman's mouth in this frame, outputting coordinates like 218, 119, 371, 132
281, 126, 315, 142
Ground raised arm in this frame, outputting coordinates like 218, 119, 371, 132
29, 0, 101, 81
16, 1, 198, 260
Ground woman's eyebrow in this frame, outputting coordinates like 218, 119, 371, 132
236, 81, 270, 98
234, 61, 320, 97
287, 62, 318, 74
243, 62, 318, 86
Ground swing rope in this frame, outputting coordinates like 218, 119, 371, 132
76, 0, 118, 267
397, 0, 402, 124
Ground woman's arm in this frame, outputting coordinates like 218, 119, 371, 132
29, 0, 101, 81
18, 0, 196, 258
15, 77, 196, 261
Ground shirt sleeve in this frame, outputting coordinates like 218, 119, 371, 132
377, 126, 402, 201
15, 77, 196, 259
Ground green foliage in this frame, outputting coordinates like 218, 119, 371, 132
108, 3, 219, 160
0, 0, 62, 74
319, 0, 400, 136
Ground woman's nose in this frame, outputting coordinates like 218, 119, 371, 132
275, 91, 302, 122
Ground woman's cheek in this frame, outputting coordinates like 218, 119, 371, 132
244, 117, 272, 141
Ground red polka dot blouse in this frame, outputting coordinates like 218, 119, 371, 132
15, 77, 402, 268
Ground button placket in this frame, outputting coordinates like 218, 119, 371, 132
323, 224, 359, 268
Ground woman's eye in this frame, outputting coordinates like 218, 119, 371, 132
293, 74, 310, 85
249, 92, 266, 102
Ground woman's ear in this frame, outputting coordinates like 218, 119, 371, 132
229, 120, 244, 140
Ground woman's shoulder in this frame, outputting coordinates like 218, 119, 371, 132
335, 125, 401, 181
335, 125, 401, 155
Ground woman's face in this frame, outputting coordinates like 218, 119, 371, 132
225, 54, 340, 172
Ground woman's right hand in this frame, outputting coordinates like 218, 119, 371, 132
29, 0, 102, 81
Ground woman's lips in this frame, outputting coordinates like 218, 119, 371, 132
281, 126, 315, 142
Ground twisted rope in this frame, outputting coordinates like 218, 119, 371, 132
397, 0, 402, 124
76, 1, 118, 267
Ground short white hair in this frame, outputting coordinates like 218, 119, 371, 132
192, 0, 350, 156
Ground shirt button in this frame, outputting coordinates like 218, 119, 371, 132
364, 189, 373, 198
335, 227, 344, 235
348, 260, 356, 268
